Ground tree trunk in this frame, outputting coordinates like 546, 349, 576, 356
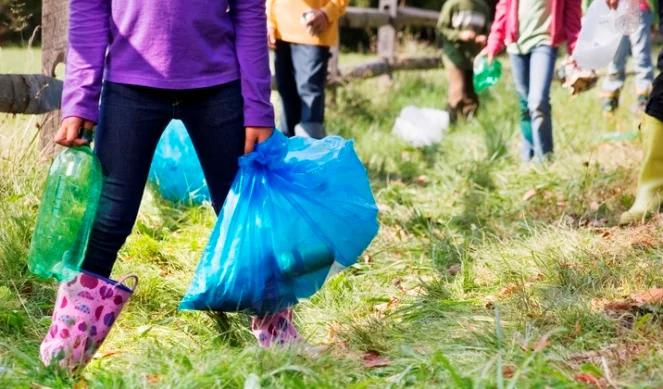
0, 74, 62, 114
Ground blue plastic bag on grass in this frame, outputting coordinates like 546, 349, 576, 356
149, 120, 210, 205
179, 130, 379, 315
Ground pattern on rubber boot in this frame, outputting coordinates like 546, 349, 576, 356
251, 309, 299, 348
40, 271, 137, 370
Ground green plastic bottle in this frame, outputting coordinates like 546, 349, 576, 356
28, 130, 103, 281
276, 242, 335, 279
473, 57, 502, 92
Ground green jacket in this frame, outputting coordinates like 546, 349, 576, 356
438, 0, 491, 69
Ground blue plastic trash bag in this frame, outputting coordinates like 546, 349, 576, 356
180, 130, 379, 315
149, 120, 210, 204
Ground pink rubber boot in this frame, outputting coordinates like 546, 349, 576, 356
40, 271, 138, 370
251, 309, 300, 348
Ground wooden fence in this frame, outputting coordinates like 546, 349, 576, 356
0, 0, 442, 151
331, 2, 440, 84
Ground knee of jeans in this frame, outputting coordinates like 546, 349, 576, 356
527, 99, 550, 116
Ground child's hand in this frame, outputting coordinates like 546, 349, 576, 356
459, 30, 477, 42
477, 47, 494, 65
475, 34, 487, 46
268, 27, 277, 49
306, 9, 330, 36
244, 127, 274, 154
54, 117, 95, 147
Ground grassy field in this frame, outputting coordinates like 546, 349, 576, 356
2, 47, 663, 388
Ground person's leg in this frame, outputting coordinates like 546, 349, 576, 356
527, 45, 557, 159
629, 9, 654, 107
275, 40, 301, 136
178, 81, 245, 214
290, 43, 330, 139
601, 36, 630, 111
621, 73, 663, 224
509, 52, 532, 161
443, 56, 466, 122
461, 67, 479, 118
81, 82, 172, 277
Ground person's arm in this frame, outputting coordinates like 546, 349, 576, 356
56, 0, 110, 147
307, 0, 348, 35
485, 0, 509, 58
438, 2, 463, 41
228, 0, 275, 152
322, 0, 349, 23
564, 0, 583, 54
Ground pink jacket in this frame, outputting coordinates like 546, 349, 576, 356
486, 0, 582, 57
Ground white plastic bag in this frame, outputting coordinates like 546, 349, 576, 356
393, 106, 449, 147
573, 0, 638, 70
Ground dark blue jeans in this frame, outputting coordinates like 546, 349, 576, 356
510, 45, 557, 161
274, 40, 330, 139
82, 81, 245, 277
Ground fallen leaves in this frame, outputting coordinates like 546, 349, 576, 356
522, 188, 537, 202
567, 342, 646, 370
501, 364, 515, 378
73, 380, 89, 389
362, 350, 391, 368
532, 331, 552, 352
414, 175, 429, 186
602, 288, 663, 317
145, 374, 161, 385
498, 283, 520, 298
374, 297, 400, 317
574, 373, 606, 388
447, 263, 461, 276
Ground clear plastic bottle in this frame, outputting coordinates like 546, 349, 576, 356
28, 130, 103, 281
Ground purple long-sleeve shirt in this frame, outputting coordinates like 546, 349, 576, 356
62, 0, 274, 128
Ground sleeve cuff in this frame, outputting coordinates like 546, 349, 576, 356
60, 104, 99, 124
244, 109, 275, 128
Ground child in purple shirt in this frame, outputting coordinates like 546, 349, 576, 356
40, 0, 299, 371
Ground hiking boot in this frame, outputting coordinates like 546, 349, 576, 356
40, 271, 137, 371
620, 115, 663, 224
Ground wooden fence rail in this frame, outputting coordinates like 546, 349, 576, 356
340, 6, 439, 29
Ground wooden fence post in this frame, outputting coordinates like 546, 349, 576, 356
377, 0, 398, 63
40, 0, 69, 156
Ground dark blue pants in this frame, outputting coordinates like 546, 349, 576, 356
82, 81, 245, 277
274, 40, 330, 139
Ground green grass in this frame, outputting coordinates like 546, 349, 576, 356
2, 46, 663, 388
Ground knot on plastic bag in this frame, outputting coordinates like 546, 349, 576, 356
239, 130, 288, 169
